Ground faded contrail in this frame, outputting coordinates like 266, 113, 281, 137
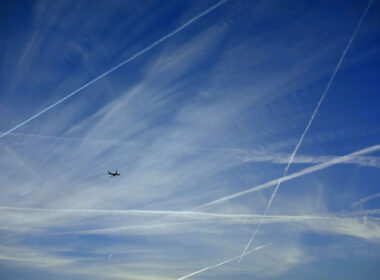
3, 204, 377, 236
63, 215, 355, 236
351, 192, 380, 209
346, 209, 380, 216
177, 244, 271, 280
0, 207, 236, 217
60, 213, 380, 236
0, 131, 80, 141
195, 144, 380, 210
0, 206, 329, 223
0, 131, 132, 147
238, 0, 374, 262
242, 151, 380, 168
0, 0, 227, 139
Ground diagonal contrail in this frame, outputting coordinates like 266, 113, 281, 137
194, 144, 380, 210
177, 244, 271, 280
0, 0, 227, 139
238, 0, 374, 262
351, 192, 380, 209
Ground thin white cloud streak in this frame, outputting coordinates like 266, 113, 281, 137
0, 0, 227, 139
3, 205, 379, 241
0, 206, 328, 222
57, 213, 380, 239
195, 145, 380, 210
351, 192, 380, 209
58, 216, 336, 236
75, 215, 331, 233
239, 0, 374, 262
177, 244, 271, 280
346, 209, 380, 216
242, 151, 380, 168
1, 131, 130, 147
3, 212, 380, 244
1, 131, 80, 141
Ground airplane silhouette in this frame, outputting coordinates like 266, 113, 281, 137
108, 170, 120, 177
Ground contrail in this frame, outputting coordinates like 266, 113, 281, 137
0, 0, 227, 139
351, 192, 380, 209
238, 0, 374, 262
242, 151, 380, 168
0, 131, 80, 141
194, 144, 380, 210
2, 206, 378, 241
346, 209, 380, 216
61, 213, 380, 236
0, 207, 235, 216
3, 204, 377, 235
61, 216, 341, 236
0, 206, 328, 223
0, 131, 130, 146
177, 244, 271, 280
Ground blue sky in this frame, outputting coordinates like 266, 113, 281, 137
0, 0, 380, 279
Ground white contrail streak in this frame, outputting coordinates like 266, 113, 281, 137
194, 145, 380, 210
0, 206, 328, 223
351, 192, 380, 209
243, 151, 380, 168
177, 244, 271, 280
61, 216, 343, 236
238, 0, 374, 262
0, 207, 232, 216
59, 214, 380, 236
0, 0, 227, 139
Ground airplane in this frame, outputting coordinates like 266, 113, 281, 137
108, 170, 120, 177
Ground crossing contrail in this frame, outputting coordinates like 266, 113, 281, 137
194, 145, 380, 210
0, 0, 227, 139
238, 0, 374, 262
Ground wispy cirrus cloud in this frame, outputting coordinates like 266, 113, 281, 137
1, 0, 380, 279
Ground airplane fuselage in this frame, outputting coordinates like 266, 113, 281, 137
108, 171, 120, 176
